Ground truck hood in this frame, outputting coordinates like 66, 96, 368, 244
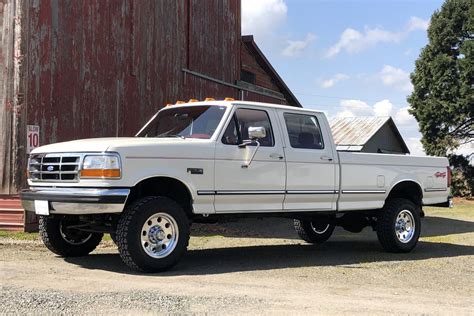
31, 137, 205, 154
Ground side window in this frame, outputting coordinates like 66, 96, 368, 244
284, 113, 324, 149
222, 108, 275, 147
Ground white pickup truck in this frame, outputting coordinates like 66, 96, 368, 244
21, 100, 452, 272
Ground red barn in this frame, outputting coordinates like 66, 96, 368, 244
0, 0, 300, 230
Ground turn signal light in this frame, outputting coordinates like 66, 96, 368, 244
80, 169, 121, 178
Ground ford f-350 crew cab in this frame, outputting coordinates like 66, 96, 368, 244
21, 100, 452, 272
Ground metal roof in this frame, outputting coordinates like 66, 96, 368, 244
329, 116, 410, 153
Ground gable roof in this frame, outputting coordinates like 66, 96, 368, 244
329, 116, 410, 153
242, 35, 302, 108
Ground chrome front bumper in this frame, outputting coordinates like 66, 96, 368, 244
20, 187, 130, 215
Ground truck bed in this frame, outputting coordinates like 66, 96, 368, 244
336, 152, 449, 211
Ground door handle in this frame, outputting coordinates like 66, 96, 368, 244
270, 153, 284, 160
320, 155, 333, 161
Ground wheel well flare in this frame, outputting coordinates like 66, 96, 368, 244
127, 177, 193, 217
386, 181, 422, 206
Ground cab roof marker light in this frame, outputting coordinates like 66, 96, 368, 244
175, 101, 185, 104
189, 99, 199, 103
224, 97, 235, 101
204, 97, 215, 101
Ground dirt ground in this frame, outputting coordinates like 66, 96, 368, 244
1, 201, 473, 315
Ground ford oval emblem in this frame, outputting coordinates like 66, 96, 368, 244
47, 165, 54, 172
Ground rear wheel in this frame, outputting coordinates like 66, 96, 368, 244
116, 196, 190, 272
39, 216, 103, 257
376, 198, 421, 253
294, 219, 335, 244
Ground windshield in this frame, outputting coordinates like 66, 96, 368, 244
137, 105, 227, 139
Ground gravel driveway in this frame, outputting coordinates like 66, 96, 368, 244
1, 203, 473, 315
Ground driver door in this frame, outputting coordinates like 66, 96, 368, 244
213, 106, 286, 213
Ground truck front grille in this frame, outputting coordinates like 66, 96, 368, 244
29, 153, 81, 182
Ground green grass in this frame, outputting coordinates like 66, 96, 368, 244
424, 204, 473, 219
0, 231, 39, 240
0, 231, 114, 241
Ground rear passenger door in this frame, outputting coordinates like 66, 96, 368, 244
278, 111, 337, 211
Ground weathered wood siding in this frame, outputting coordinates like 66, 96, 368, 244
1, 0, 26, 195
241, 43, 280, 92
1, 0, 297, 195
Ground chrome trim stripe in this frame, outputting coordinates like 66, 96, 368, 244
197, 190, 216, 196
23, 187, 130, 197
216, 190, 286, 195
341, 190, 386, 194
424, 188, 448, 192
197, 190, 339, 196
286, 190, 338, 194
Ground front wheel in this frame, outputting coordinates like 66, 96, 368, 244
116, 196, 190, 272
376, 198, 421, 253
294, 219, 335, 244
39, 216, 103, 257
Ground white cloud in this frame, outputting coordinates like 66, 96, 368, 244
282, 33, 316, 57
336, 99, 396, 118
394, 106, 417, 126
337, 99, 374, 117
373, 99, 393, 116
241, 0, 288, 41
326, 27, 402, 58
407, 16, 429, 32
379, 65, 413, 92
406, 137, 426, 156
326, 16, 429, 58
336, 110, 355, 118
320, 73, 349, 88
336, 99, 418, 126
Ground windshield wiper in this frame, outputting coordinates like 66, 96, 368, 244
157, 134, 186, 139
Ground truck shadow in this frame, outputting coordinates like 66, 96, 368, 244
64, 240, 474, 275
64, 215, 473, 275
190, 216, 473, 239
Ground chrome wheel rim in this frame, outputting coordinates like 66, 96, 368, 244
395, 210, 415, 243
141, 213, 179, 259
310, 222, 330, 234
59, 222, 92, 245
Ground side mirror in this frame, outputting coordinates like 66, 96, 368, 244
240, 126, 266, 168
248, 126, 266, 140
238, 126, 266, 148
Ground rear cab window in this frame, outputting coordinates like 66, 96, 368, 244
283, 113, 324, 149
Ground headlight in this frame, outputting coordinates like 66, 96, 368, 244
80, 154, 121, 179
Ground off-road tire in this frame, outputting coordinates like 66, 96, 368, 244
294, 219, 335, 244
39, 216, 103, 257
376, 198, 421, 253
116, 196, 190, 272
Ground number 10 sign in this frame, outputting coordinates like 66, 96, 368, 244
27, 125, 40, 154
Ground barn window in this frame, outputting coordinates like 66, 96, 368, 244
241, 70, 256, 84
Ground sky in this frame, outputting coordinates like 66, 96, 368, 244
241, 0, 447, 156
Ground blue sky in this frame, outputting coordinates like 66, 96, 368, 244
242, 0, 445, 155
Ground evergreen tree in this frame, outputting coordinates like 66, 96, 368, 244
408, 0, 473, 156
